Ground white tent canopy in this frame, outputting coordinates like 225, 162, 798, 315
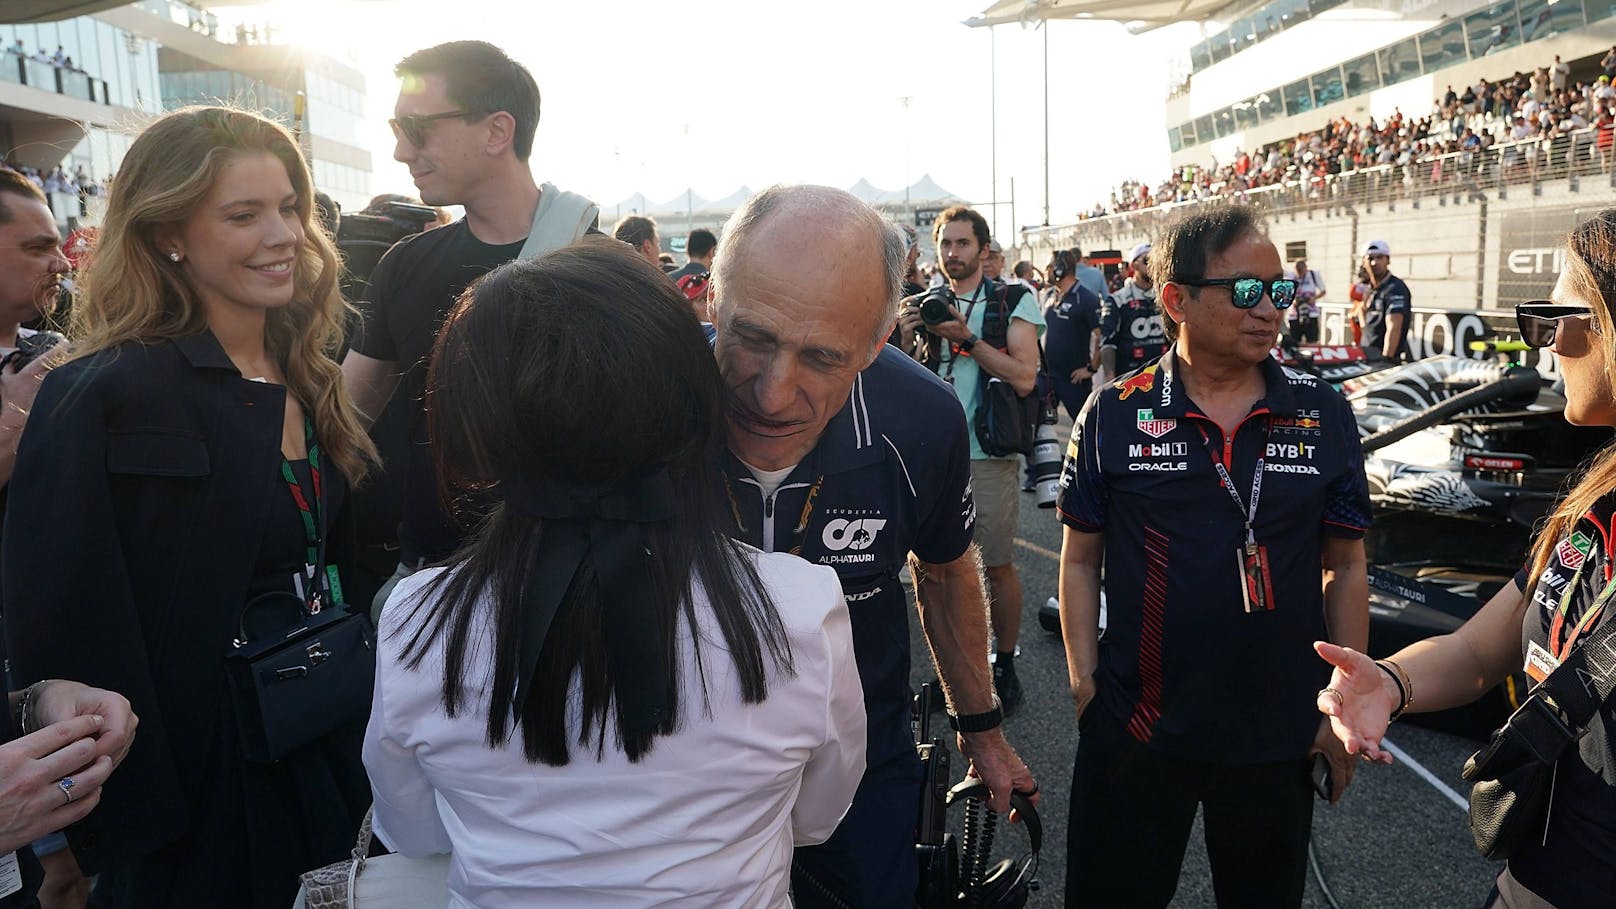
607, 175, 962, 219
967, 0, 1243, 30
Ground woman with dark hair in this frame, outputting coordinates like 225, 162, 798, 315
1318, 209, 1616, 908
364, 239, 866, 908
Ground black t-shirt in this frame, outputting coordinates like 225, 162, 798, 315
1362, 274, 1412, 360
1057, 349, 1372, 762
719, 345, 976, 770
1507, 497, 1616, 906
351, 221, 525, 561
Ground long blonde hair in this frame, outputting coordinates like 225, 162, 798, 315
72, 106, 375, 483
1528, 209, 1616, 589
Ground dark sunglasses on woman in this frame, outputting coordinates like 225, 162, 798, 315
1176, 277, 1298, 310
1516, 300, 1596, 348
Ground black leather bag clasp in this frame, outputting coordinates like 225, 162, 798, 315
1462, 687, 1582, 860
224, 590, 375, 763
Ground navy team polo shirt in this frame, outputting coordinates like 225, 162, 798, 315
1057, 349, 1372, 763
720, 344, 977, 769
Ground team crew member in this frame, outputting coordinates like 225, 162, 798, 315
1057, 205, 1371, 908
711, 186, 1037, 908
1098, 242, 1166, 384
1042, 249, 1103, 419
1360, 239, 1412, 362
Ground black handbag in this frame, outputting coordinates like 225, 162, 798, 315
1461, 610, 1616, 860
224, 590, 375, 763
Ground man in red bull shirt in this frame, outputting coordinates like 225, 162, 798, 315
1056, 205, 1371, 908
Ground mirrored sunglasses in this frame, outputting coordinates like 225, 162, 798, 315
1178, 277, 1298, 310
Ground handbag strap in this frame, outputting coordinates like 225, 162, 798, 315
351, 806, 375, 871
1535, 592, 1616, 729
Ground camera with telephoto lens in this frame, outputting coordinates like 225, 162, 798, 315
918, 287, 958, 326
2, 330, 65, 372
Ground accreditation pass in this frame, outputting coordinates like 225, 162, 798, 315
0, 850, 22, 897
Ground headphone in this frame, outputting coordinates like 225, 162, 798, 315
1049, 250, 1077, 281
942, 778, 1042, 908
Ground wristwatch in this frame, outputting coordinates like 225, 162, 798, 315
947, 695, 1004, 733
959, 334, 979, 353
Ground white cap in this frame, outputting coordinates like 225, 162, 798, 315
987, 240, 1004, 254
1130, 242, 1152, 263
1363, 239, 1390, 256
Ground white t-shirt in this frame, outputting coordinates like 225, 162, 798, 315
739, 457, 796, 499
365, 552, 866, 909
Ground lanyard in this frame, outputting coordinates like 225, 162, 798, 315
279, 415, 342, 609
941, 288, 983, 381
1197, 421, 1267, 553
1551, 536, 1616, 660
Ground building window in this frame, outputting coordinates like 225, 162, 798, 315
1311, 66, 1345, 108
1465, 1, 1522, 57
1378, 36, 1422, 86
1418, 20, 1468, 73
1283, 78, 1314, 116
1342, 52, 1380, 97
1519, 0, 1586, 42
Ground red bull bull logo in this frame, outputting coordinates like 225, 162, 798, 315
1115, 365, 1157, 401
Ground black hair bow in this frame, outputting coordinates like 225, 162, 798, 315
501, 470, 678, 748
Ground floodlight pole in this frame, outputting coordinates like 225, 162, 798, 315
991, 26, 998, 239
1042, 23, 1050, 226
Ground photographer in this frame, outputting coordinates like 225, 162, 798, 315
898, 205, 1043, 715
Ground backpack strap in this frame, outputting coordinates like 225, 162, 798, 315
980, 279, 1028, 353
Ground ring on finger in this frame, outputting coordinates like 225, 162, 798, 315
56, 776, 75, 805
1318, 686, 1343, 702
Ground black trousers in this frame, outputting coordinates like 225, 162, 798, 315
1065, 710, 1315, 909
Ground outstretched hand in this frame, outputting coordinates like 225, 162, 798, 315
1314, 641, 1398, 765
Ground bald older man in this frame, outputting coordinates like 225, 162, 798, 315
709, 185, 1037, 908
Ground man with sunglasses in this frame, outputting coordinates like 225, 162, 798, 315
1360, 239, 1414, 362
1057, 205, 1370, 908
341, 41, 600, 618
1097, 242, 1166, 386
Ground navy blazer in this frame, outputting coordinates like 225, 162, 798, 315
1, 330, 351, 872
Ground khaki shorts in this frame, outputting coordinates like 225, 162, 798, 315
970, 458, 1020, 568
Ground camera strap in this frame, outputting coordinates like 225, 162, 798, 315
940, 290, 982, 382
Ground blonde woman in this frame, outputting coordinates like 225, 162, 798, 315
1318, 210, 1616, 908
3, 106, 376, 908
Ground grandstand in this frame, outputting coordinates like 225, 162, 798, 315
975, 0, 1616, 362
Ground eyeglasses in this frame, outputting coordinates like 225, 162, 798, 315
1177, 277, 1298, 310
387, 109, 491, 147
1516, 301, 1596, 348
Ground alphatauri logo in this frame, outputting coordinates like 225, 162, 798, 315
822, 518, 888, 552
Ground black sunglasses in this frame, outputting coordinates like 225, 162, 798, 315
388, 109, 491, 147
1516, 301, 1595, 348
1177, 277, 1298, 310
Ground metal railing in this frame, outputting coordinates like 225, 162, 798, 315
0, 54, 110, 106
1026, 126, 1616, 247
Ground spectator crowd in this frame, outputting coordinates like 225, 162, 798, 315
1083, 51, 1616, 219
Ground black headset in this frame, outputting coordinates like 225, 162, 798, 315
944, 777, 1042, 908
1049, 250, 1077, 281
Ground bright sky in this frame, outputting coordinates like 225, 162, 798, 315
227, 0, 1192, 240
